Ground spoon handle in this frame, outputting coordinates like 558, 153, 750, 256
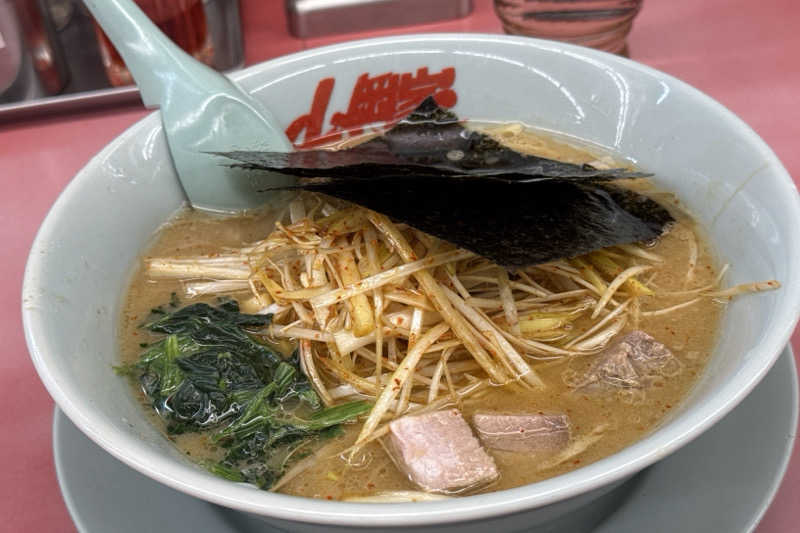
83, 0, 294, 213
83, 0, 210, 108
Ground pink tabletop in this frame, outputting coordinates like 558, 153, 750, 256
1, 1, 797, 531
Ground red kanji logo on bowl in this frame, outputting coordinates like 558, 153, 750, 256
286, 67, 457, 149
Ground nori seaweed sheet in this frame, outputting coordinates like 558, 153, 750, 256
214, 98, 674, 268
283, 176, 673, 268
217, 97, 648, 182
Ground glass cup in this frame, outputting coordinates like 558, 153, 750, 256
493, 0, 643, 55
93, 0, 213, 87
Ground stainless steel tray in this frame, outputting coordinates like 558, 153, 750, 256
0, 0, 243, 123
286, 0, 473, 38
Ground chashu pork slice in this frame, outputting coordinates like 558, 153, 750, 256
472, 413, 570, 453
388, 409, 498, 493
576, 330, 681, 390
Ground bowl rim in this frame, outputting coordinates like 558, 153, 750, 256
23, 33, 800, 526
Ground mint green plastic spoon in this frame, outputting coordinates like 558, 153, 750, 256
83, 0, 293, 212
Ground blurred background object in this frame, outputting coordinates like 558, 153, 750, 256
286, 0, 473, 38
0, 0, 243, 120
0, 0, 25, 99
15, 0, 70, 94
93, 0, 214, 86
1, 0, 69, 103
493, 0, 643, 54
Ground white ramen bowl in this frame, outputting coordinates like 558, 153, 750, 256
23, 35, 800, 532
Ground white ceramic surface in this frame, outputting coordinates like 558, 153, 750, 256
53, 348, 799, 533
23, 34, 800, 531
84, 0, 294, 212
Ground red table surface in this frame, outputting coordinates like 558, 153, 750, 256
1, 1, 798, 531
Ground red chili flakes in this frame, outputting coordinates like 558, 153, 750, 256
573, 459, 581, 465
326, 496, 333, 500
367, 483, 375, 489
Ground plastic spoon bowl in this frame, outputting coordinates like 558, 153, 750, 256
83, 0, 293, 212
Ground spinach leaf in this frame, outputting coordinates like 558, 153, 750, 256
121, 299, 370, 488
